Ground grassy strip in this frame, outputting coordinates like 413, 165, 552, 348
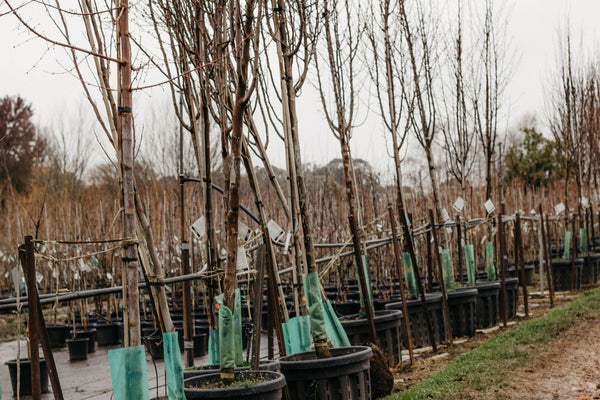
392, 288, 600, 400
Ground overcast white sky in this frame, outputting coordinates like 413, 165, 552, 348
1, 0, 599, 179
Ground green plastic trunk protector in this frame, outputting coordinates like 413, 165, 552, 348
108, 345, 149, 400
403, 252, 418, 299
486, 241, 496, 281
465, 244, 476, 287
563, 231, 572, 260
163, 331, 184, 400
302, 272, 328, 342
218, 305, 235, 370
208, 329, 219, 365
354, 255, 373, 311
441, 249, 456, 292
282, 315, 312, 355
323, 300, 351, 348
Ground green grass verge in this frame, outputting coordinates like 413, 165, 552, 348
391, 288, 600, 400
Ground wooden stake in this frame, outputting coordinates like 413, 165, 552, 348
539, 207, 555, 308
498, 203, 508, 327
251, 245, 266, 370
428, 210, 453, 344
21, 237, 41, 399
388, 205, 414, 364
515, 214, 529, 317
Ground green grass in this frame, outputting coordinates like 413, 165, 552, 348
391, 288, 600, 400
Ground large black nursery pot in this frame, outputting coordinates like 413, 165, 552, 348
66, 337, 89, 361
46, 324, 70, 348
501, 277, 519, 320
6, 358, 49, 396
72, 328, 97, 353
385, 292, 446, 348
339, 309, 403, 366
184, 360, 280, 380
582, 253, 600, 284
447, 287, 478, 338
279, 346, 372, 400
506, 264, 535, 286
95, 322, 120, 346
551, 258, 584, 291
184, 370, 286, 400
475, 280, 500, 329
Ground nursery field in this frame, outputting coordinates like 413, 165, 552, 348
390, 288, 600, 400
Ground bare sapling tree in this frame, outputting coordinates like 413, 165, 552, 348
440, 0, 476, 216
219, 0, 263, 381
366, 0, 420, 262
316, 0, 378, 345
2, 0, 162, 346
471, 0, 511, 206
397, 0, 447, 244
261, 0, 326, 350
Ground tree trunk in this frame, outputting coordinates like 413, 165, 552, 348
118, 0, 140, 348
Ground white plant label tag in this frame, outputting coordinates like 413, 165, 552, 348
238, 221, 253, 242
484, 199, 495, 214
191, 215, 206, 239
554, 202, 565, 215
236, 246, 249, 272
453, 197, 465, 212
267, 219, 285, 242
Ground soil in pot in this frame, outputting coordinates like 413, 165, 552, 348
6, 358, 49, 396
184, 370, 285, 400
67, 337, 89, 361
184, 360, 280, 380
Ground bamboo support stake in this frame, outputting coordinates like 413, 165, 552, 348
388, 206, 414, 364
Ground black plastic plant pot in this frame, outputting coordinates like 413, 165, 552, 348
551, 258, 584, 291
331, 301, 361, 316
280, 346, 372, 400
72, 328, 97, 353
385, 292, 446, 348
6, 358, 49, 396
184, 370, 286, 400
66, 337, 89, 361
339, 309, 403, 366
475, 280, 500, 329
46, 324, 70, 348
501, 277, 519, 320
506, 264, 535, 286
95, 323, 119, 346
582, 254, 600, 284
193, 333, 208, 357
447, 287, 478, 338
184, 360, 280, 380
